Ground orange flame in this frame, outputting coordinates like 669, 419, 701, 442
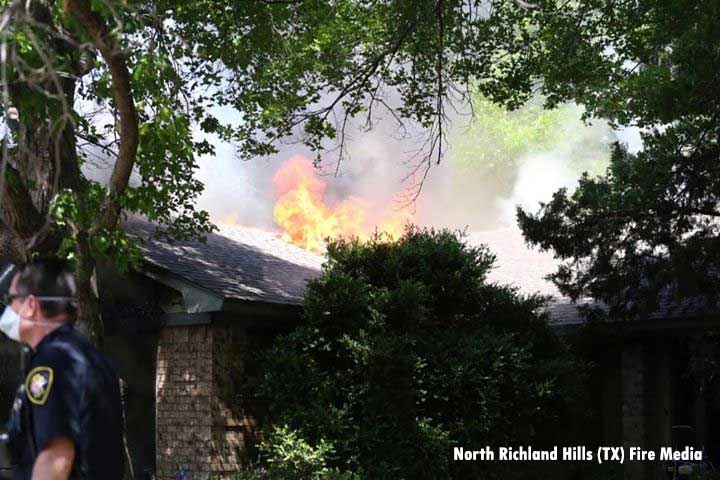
272, 155, 411, 252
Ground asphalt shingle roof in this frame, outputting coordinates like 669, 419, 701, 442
126, 219, 585, 320
467, 228, 585, 324
126, 219, 714, 325
468, 228, 720, 325
125, 218, 324, 306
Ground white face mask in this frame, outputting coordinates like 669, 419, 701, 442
0, 304, 21, 342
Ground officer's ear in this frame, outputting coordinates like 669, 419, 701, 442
22, 294, 40, 318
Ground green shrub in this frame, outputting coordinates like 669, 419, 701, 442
261, 425, 334, 479
221, 425, 361, 480
254, 227, 587, 479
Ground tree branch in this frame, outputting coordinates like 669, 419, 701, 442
65, 0, 138, 232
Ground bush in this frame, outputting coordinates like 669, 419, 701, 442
254, 227, 587, 479
260, 425, 334, 479
220, 425, 361, 480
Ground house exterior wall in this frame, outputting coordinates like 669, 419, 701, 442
622, 340, 648, 480
156, 325, 214, 479
646, 338, 673, 480
620, 336, 682, 480
595, 341, 622, 445
98, 263, 166, 476
104, 333, 158, 477
154, 313, 717, 480
156, 322, 269, 480
211, 324, 265, 474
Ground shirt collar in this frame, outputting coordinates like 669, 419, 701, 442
34, 323, 74, 351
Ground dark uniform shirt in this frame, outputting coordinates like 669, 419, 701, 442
4, 324, 124, 479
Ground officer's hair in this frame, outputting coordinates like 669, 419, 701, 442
14, 258, 77, 319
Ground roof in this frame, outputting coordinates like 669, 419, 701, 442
467, 228, 561, 298
125, 217, 324, 306
466, 228, 585, 324
125, 219, 717, 328
125, 220, 584, 321
467, 228, 720, 327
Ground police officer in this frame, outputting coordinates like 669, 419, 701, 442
0, 259, 124, 479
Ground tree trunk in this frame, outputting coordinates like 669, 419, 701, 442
2, 0, 139, 346
75, 230, 102, 344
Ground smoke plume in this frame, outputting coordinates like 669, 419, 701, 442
194, 96, 622, 235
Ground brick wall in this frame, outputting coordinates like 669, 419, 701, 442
210, 324, 265, 476
645, 339, 672, 480
156, 325, 214, 479
621, 341, 647, 480
156, 323, 266, 480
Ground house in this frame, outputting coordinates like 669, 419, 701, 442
469, 228, 720, 480
103, 217, 324, 478
1, 222, 718, 480
0, 217, 324, 479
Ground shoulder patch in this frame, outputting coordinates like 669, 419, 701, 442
25, 366, 54, 405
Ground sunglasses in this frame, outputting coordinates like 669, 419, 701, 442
0, 293, 75, 306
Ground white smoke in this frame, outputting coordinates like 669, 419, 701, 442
497, 153, 580, 226
189, 97, 625, 233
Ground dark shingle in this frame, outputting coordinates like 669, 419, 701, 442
125, 218, 323, 306
468, 227, 720, 325
126, 220, 714, 325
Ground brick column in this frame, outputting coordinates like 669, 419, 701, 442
647, 339, 672, 480
622, 341, 647, 480
155, 323, 269, 479
156, 325, 214, 479
209, 324, 261, 475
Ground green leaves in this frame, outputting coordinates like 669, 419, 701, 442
257, 228, 586, 479
450, 93, 612, 201
10, 0, 715, 348
504, 0, 720, 319
49, 190, 79, 227
48, 187, 142, 272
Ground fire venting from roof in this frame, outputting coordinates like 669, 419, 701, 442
270, 155, 412, 252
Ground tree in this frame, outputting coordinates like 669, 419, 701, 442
1, 0, 214, 338
253, 228, 585, 479
509, 1, 720, 318
1, 0, 546, 338
4, 0, 710, 338
451, 95, 610, 187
